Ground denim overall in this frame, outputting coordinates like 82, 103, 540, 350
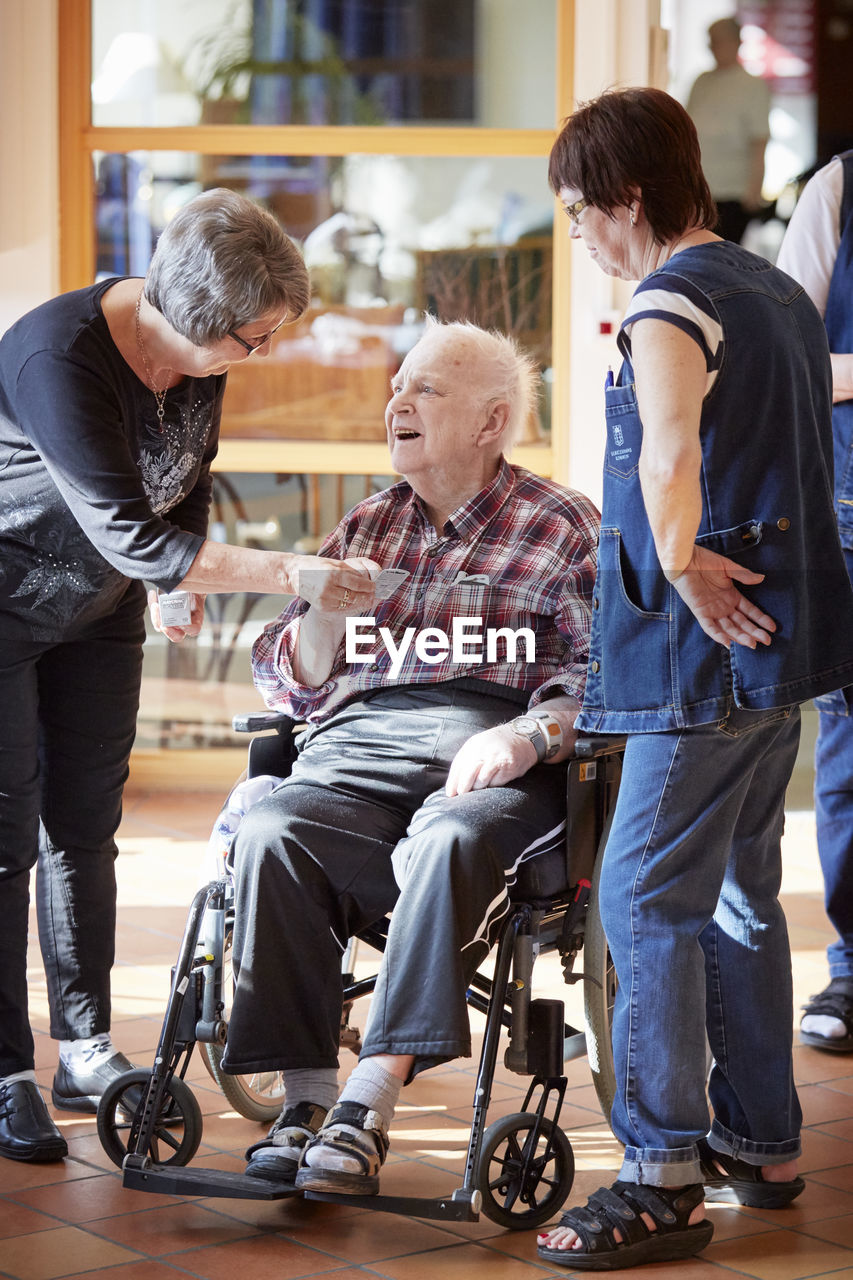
578, 242, 853, 1184
577, 243, 853, 733
814, 150, 853, 979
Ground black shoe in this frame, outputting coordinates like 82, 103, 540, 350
800, 977, 853, 1052
52, 1050, 135, 1113
0, 1080, 67, 1162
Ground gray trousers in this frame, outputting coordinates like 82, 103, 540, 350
222, 683, 568, 1078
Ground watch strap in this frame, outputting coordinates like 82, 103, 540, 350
529, 709, 563, 760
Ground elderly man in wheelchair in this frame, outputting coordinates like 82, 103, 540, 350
217, 318, 601, 1195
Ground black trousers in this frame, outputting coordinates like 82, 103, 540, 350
0, 585, 145, 1075
222, 683, 569, 1079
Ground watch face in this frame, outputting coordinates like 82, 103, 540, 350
512, 717, 540, 736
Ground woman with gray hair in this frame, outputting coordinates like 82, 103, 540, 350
0, 187, 374, 1165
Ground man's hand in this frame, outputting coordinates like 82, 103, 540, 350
295, 556, 380, 613
147, 589, 205, 643
667, 544, 776, 649
445, 724, 540, 796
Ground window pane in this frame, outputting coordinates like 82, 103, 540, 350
91, 0, 556, 128
137, 470, 393, 750
93, 150, 554, 441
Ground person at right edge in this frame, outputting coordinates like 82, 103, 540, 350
537, 87, 853, 1271
777, 153, 853, 1052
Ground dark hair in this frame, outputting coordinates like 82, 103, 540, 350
145, 188, 310, 345
548, 87, 717, 244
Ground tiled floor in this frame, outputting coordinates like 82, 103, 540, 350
4, 758, 853, 1279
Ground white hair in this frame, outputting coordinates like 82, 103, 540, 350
421, 315, 541, 450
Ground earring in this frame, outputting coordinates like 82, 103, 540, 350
630, 209, 636, 226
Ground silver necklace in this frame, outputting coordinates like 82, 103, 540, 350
135, 288, 170, 432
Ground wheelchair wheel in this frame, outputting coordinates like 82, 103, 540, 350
583, 849, 617, 1122
200, 928, 286, 1122
476, 1112, 574, 1230
97, 1068, 203, 1169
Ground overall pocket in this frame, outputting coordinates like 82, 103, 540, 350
604, 382, 642, 479
589, 528, 674, 712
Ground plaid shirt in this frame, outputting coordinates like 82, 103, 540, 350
252, 458, 600, 722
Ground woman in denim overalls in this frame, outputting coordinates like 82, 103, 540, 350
538, 87, 853, 1271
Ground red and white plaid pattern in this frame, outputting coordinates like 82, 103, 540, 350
252, 460, 600, 722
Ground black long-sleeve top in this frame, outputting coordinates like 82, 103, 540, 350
0, 279, 225, 640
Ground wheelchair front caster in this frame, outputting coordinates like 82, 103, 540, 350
476, 1111, 575, 1229
97, 1068, 203, 1170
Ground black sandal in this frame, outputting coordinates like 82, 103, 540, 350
800, 977, 853, 1052
536, 1180, 713, 1270
698, 1137, 804, 1208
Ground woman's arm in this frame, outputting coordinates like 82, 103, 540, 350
178, 541, 376, 611
632, 318, 775, 649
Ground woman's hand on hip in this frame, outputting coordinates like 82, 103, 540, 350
666, 545, 776, 649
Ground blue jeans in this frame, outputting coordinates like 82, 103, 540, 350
598, 706, 802, 1186
814, 685, 853, 977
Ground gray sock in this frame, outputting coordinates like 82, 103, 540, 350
283, 1068, 339, 1114
338, 1058, 404, 1130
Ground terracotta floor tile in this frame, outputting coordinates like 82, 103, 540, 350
798, 1127, 853, 1174
812, 1116, 853, 1143
9, 1171, 189, 1222
85, 1202, 259, 1256
796, 1213, 853, 1248
0, 1156, 97, 1195
365, 1238, 574, 1278
0, 1224, 142, 1280
159, 1231, 350, 1280
808, 1165, 853, 1194
799, 1084, 853, 1127
703, 1226, 853, 1279
194, 1193, 364, 1232
56, 1264, 201, 1280
0, 1197, 64, 1239
793, 1046, 853, 1087
271, 1209, 464, 1263
816, 1076, 853, 1098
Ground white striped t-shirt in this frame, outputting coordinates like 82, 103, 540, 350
620, 270, 724, 395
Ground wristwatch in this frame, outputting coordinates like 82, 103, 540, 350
509, 712, 563, 763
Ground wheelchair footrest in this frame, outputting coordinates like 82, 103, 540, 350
304, 1188, 481, 1221
122, 1162, 301, 1201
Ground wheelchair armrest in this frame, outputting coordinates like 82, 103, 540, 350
232, 711, 296, 734
574, 734, 628, 759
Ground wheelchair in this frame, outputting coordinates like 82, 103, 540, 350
96, 710, 623, 1231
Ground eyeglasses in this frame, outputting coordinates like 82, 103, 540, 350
227, 318, 286, 355
562, 197, 590, 226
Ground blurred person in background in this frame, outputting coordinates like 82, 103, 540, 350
687, 16, 771, 244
